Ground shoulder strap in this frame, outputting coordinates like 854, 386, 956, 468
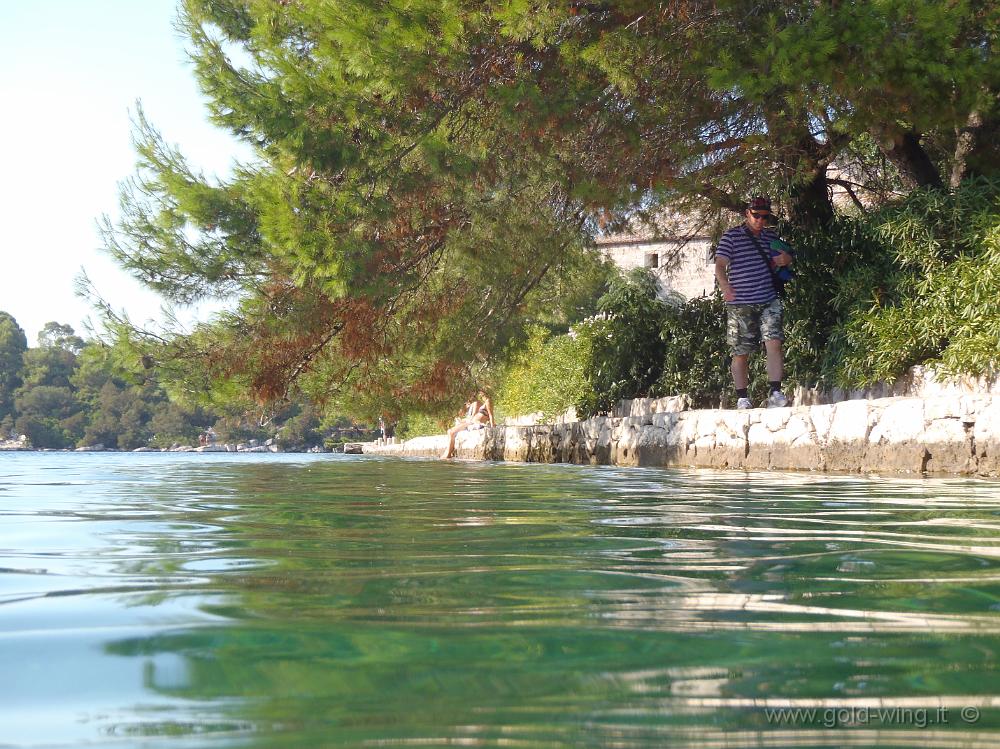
743, 227, 783, 297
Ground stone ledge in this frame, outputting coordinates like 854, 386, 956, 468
364, 394, 1000, 477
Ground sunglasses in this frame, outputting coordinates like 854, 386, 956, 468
748, 211, 770, 219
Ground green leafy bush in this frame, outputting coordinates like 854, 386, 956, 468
576, 269, 667, 416
781, 217, 892, 388
824, 178, 1000, 385
656, 293, 731, 408
495, 326, 588, 421
396, 412, 448, 440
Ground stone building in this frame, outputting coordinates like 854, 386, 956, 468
595, 227, 717, 302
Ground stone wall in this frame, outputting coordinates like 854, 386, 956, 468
794, 364, 1000, 405
364, 393, 1000, 477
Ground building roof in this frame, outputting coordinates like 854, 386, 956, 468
593, 208, 718, 247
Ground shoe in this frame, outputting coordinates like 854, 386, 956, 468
767, 390, 789, 408
736, 397, 753, 409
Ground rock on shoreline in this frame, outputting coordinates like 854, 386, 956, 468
363, 393, 1000, 477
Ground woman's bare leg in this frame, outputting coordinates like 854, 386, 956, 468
441, 422, 466, 459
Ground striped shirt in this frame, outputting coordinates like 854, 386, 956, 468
716, 226, 780, 305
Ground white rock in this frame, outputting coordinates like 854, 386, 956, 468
782, 414, 813, 445
809, 404, 836, 443
652, 412, 676, 430
974, 401, 1000, 445
761, 408, 792, 432
868, 398, 925, 443
747, 422, 775, 445
923, 418, 967, 444
828, 400, 875, 442
924, 397, 965, 422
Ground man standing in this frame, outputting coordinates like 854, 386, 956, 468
714, 196, 793, 408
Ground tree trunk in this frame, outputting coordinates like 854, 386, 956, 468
761, 105, 836, 227
951, 109, 1000, 186
875, 128, 943, 189
951, 110, 982, 187
789, 168, 834, 227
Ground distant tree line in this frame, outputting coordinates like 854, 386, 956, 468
0, 313, 372, 450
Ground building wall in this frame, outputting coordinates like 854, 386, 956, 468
599, 237, 716, 301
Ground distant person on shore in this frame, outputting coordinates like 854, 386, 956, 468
441, 391, 494, 459
378, 414, 396, 445
714, 196, 794, 409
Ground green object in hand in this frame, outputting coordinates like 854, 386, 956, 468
769, 238, 795, 283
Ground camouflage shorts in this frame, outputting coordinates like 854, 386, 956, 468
726, 298, 784, 356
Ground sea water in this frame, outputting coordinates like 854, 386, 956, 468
1, 452, 999, 748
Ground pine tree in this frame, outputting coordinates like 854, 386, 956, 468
98, 0, 998, 414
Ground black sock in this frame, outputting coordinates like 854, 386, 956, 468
769, 381, 781, 394
736, 388, 748, 398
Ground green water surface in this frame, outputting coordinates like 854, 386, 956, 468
1, 452, 999, 748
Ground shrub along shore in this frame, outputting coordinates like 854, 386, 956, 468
489, 180, 1000, 428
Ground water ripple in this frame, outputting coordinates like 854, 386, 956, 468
1, 453, 999, 747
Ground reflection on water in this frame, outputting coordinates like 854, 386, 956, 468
2, 453, 1000, 747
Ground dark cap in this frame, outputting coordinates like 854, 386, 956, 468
747, 196, 771, 212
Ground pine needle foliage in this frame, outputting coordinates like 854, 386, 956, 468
98, 0, 998, 420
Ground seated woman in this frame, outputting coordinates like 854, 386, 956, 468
441, 391, 494, 459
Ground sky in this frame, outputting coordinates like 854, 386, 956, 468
0, 0, 248, 344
